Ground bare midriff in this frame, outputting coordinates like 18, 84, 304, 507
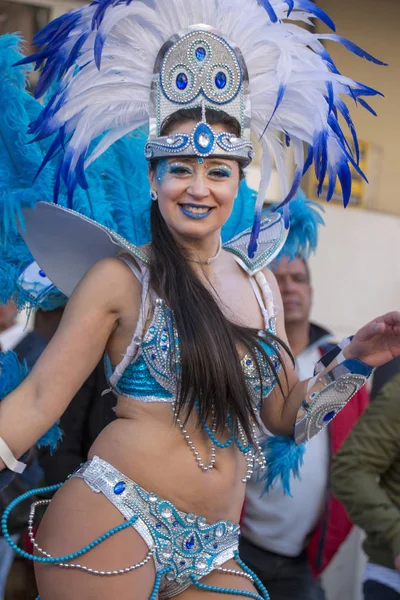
88, 395, 247, 524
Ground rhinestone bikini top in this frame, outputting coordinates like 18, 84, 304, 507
106, 266, 280, 407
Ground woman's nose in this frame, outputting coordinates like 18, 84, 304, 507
187, 174, 210, 199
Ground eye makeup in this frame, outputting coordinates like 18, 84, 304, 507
155, 158, 169, 184
206, 165, 232, 178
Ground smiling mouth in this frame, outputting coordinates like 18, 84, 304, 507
179, 203, 214, 215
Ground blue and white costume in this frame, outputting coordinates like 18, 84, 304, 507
0, 0, 384, 597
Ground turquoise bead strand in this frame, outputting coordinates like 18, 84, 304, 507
1, 483, 138, 564
234, 551, 270, 599
190, 574, 267, 599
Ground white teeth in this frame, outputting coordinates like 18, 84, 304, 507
183, 205, 210, 214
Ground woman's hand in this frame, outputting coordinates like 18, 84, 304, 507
345, 312, 400, 368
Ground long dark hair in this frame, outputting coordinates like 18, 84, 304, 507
150, 107, 292, 442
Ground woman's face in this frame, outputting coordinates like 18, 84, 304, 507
149, 120, 241, 241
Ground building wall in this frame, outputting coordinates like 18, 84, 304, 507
316, 0, 400, 215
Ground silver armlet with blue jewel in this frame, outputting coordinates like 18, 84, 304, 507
294, 357, 373, 445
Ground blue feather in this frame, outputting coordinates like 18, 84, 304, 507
37, 423, 63, 452
260, 84, 286, 139
247, 208, 262, 258
273, 189, 325, 262
326, 167, 336, 201
0, 351, 28, 399
258, 435, 306, 496
356, 97, 378, 116
337, 161, 352, 207
0, 351, 63, 452
323, 35, 387, 66
94, 31, 106, 69
283, 0, 294, 16
302, 144, 313, 175
257, 0, 278, 23
295, 0, 336, 31
272, 167, 303, 218
314, 130, 328, 194
326, 81, 334, 116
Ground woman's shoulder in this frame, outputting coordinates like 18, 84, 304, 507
78, 256, 143, 306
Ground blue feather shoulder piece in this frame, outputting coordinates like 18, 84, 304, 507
272, 189, 325, 262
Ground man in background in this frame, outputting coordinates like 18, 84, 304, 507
239, 256, 369, 599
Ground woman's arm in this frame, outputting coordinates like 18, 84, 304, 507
0, 257, 141, 469
259, 268, 400, 437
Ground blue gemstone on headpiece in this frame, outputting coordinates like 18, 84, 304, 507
176, 73, 188, 90
215, 71, 227, 89
39, 270, 46, 278
323, 410, 336, 422
113, 481, 126, 495
193, 122, 215, 155
185, 535, 195, 550
196, 47, 206, 61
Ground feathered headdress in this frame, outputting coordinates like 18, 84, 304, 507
17, 0, 384, 257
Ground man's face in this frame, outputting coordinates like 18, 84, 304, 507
0, 301, 17, 333
274, 257, 313, 326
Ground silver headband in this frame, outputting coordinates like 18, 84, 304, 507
145, 26, 254, 164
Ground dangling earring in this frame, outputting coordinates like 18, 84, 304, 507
150, 189, 158, 202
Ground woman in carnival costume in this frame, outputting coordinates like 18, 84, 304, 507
0, 1, 400, 598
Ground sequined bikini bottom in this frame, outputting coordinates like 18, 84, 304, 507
3, 455, 270, 600
73, 456, 242, 598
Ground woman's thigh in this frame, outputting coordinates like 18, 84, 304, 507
34, 478, 156, 600
175, 558, 262, 599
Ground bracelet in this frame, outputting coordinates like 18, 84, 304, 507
0, 437, 27, 474
295, 358, 373, 445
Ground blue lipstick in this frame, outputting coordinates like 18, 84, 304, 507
179, 204, 213, 220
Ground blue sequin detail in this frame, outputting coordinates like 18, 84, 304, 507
176, 73, 188, 90
195, 47, 206, 61
39, 270, 46, 278
323, 410, 336, 422
113, 481, 126, 495
113, 356, 174, 400
215, 71, 227, 89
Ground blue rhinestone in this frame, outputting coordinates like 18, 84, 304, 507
173, 521, 178, 527
161, 335, 168, 342
151, 354, 156, 360
176, 72, 188, 90
39, 270, 46, 278
195, 47, 206, 61
205, 535, 210, 540
149, 326, 155, 333
215, 71, 227, 89
162, 345, 167, 351
185, 535, 195, 550
246, 360, 252, 366
323, 410, 336, 422
113, 481, 126, 495
156, 522, 162, 529
180, 560, 186, 566
163, 326, 168, 332
213, 544, 218, 549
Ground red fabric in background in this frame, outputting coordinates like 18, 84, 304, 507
307, 385, 369, 576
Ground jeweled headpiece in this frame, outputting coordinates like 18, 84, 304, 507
145, 27, 254, 164
17, 0, 384, 256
